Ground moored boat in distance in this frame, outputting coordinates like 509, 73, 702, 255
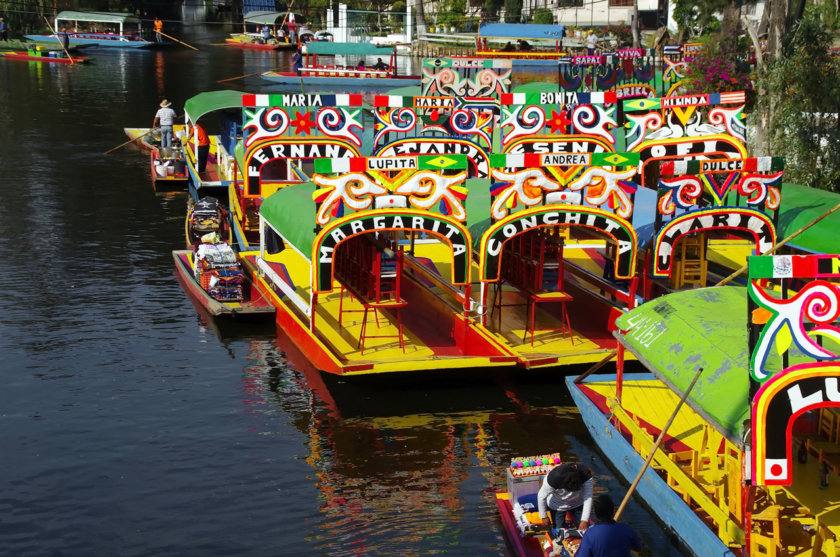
25, 11, 155, 48
260, 42, 421, 88
1, 50, 90, 64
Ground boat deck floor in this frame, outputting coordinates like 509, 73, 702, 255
584, 377, 840, 556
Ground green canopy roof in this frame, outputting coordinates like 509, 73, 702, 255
260, 183, 319, 257
616, 287, 751, 442
243, 11, 288, 25
777, 182, 840, 254
305, 41, 394, 56
184, 91, 245, 125
55, 11, 140, 24
615, 286, 815, 442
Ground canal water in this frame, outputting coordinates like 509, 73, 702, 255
0, 23, 687, 556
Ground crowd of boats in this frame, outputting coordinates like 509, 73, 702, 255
87, 13, 840, 556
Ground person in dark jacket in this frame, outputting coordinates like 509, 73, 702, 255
576, 494, 641, 557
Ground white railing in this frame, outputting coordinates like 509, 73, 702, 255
257, 258, 311, 317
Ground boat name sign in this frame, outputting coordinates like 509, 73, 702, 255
315, 212, 469, 292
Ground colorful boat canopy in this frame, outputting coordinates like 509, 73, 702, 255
242, 93, 365, 108
660, 157, 785, 176
748, 254, 840, 279
304, 41, 394, 56
422, 58, 513, 69
314, 154, 468, 174
501, 91, 617, 106
490, 151, 639, 169
55, 11, 140, 24
477, 23, 565, 41
623, 91, 746, 112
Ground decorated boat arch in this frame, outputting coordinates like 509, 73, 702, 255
251, 151, 521, 375
646, 156, 785, 294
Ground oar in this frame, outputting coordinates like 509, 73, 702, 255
157, 30, 199, 51
42, 16, 75, 64
105, 114, 184, 154
105, 130, 154, 154
715, 201, 840, 287
217, 68, 281, 83
614, 366, 704, 520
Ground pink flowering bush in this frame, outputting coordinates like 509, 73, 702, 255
683, 38, 754, 96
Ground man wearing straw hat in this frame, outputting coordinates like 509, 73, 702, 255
153, 99, 177, 150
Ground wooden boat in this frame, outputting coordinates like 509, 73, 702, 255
496, 453, 588, 557
172, 246, 274, 319
225, 6, 298, 51
473, 23, 568, 65
185, 196, 228, 249
123, 125, 187, 153
25, 11, 155, 48
0, 39, 72, 52
568, 252, 840, 556
1, 50, 90, 64
260, 42, 421, 88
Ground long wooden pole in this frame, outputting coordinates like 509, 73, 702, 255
157, 30, 199, 51
716, 202, 840, 287
105, 114, 184, 154
105, 130, 153, 154
43, 16, 75, 64
217, 68, 281, 83
614, 366, 704, 520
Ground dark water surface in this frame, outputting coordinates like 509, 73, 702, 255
0, 24, 687, 556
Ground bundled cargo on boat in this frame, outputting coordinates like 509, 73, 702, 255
193, 238, 243, 302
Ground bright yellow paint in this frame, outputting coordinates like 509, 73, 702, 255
259, 241, 514, 374
586, 378, 840, 556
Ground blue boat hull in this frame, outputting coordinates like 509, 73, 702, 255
260, 72, 421, 89
24, 34, 153, 48
565, 374, 736, 557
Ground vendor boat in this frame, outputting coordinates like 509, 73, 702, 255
496, 453, 589, 557
151, 147, 189, 191
1, 49, 90, 64
260, 42, 421, 88
173, 240, 274, 319
25, 11, 154, 48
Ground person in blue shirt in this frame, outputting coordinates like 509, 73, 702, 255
0, 18, 8, 41
576, 494, 641, 557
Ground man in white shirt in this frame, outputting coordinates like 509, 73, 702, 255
538, 461, 594, 530
153, 99, 177, 149
586, 30, 598, 55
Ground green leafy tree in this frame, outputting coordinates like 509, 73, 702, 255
672, 0, 728, 37
532, 7, 553, 24
503, 0, 522, 23
390, 0, 405, 33
758, 8, 840, 191
437, 0, 466, 30
483, 0, 503, 21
